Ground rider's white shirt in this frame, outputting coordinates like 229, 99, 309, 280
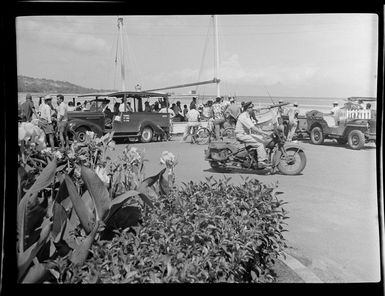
235, 111, 254, 134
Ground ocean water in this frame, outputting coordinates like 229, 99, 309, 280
18, 92, 372, 115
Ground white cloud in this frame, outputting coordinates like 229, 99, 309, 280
17, 18, 111, 56
217, 54, 318, 86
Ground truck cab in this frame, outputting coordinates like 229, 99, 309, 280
68, 91, 171, 143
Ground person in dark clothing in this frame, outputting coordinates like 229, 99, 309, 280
190, 97, 197, 110
75, 102, 83, 111
20, 93, 38, 122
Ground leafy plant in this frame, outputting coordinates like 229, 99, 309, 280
17, 132, 169, 283
57, 176, 289, 283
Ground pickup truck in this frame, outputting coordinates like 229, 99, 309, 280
68, 91, 171, 143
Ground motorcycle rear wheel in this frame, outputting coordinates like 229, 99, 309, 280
277, 147, 307, 175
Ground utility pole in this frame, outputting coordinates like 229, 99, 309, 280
117, 17, 126, 91
213, 15, 220, 97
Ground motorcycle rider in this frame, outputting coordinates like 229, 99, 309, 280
234, 101, 271, 168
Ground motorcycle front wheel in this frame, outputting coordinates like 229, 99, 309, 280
195, 127, 211, 145
276, 147, 307, 175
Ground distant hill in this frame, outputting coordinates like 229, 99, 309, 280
17, 75, 116, 94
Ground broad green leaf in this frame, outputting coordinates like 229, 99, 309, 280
18, 220, 51, 282
22, 159, 57, 198
65, 175, 94, 234
103, 190, 141, 224
21, 261, 47, 283
52, 202, 68, 241
70, 220, 99, 265
81, 166, 111, 221
54, 177, 69, 204
17, 159, 56, 253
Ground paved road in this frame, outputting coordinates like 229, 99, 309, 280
108, 137, 381, 283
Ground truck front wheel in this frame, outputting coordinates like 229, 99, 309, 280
140, 127, 153, 143
347, 130, 365, 150
75, 127, 89, 143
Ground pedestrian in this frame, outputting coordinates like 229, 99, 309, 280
113, 102, 120, 113
234, 101, 271, 168
224, 97, 241, 127
212, 97, 226, 140
152, 101, 160, 112
182, 104, 189, 120
181, 105, 201, 143
202, 100, 213, 120
83, 100, 90, 111
144, 101, 152, 112
287, 102, 300, 142
190, 97, 197, 110
159, 102, 175, 118
75, 102, 83, 111
38, 95, 55, 148
20, 93, 38, 122
329, 101, 341, 125
67, 101, 76, 111
56, 94, 69, 149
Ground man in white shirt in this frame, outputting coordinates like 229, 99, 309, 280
181, 105, 201, 143
159, 105, 175, 118
234, 101, 270, 168
56, 94, 69, 149
286, 102, 300, 142
38, 95, 55, 148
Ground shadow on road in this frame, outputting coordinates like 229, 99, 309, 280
203, 167, 305, 176
296, 139, 376, 151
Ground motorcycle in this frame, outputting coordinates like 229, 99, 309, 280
204, 126, 307, 175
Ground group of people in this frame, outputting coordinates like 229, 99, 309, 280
19, 93, 71, 149
181, 96, 301, 168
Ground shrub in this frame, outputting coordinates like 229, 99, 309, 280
60, 176, 289, 283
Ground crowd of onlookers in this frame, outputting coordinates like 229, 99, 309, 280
19, 93, 75, 149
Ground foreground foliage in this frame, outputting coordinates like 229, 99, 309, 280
17, 130, 289, 283
57, 177, 289, 283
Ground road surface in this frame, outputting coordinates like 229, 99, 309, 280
108, 136, 381, 283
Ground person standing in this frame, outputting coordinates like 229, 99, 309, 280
38, 95, 55, 148
212, 97, 226, 140
182, 104, 189, 120
286, 102, 300, 142
224, 97, 241, 126
56, 94, 69, 149
190, 97, 197, 110
181, 105, 201, 143
234, 101, 270, 168
20, 93, 38, 122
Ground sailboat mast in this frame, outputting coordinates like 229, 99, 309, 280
117, 17, 126, 91
213, 15, 220, 97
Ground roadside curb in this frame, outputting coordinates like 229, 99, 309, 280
280, 252, 323, 283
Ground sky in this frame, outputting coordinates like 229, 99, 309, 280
16, 14, 379, 98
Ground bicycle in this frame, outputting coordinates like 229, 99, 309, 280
195, 118, 235, 145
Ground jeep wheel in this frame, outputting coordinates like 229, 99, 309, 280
310, 126, 324, 145
347, 130, 365, 150
140, 127, 153, 143
75, 127, 89, 143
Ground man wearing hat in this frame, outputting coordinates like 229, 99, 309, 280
286, 102, 300, 142
38, 95, 55, 148
212, 96, 226, 140
329, 101, 341, 125
234, 101, 271, 168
